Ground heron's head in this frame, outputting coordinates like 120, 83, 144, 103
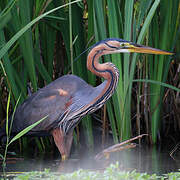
97, 38, 173, 55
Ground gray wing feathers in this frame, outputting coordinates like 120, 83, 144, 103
11, 75, 107, 134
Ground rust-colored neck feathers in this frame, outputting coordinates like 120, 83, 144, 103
85, 42, 119, 114
87, 43, 119, 81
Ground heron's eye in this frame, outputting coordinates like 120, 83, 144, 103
121, 43, 125, 47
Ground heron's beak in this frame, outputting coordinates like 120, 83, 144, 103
127, 43, 173, 55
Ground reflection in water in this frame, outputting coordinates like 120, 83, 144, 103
0, 145, 179, 175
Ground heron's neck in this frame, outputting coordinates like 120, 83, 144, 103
87, 48, 119, 79
87, 47, 119, 105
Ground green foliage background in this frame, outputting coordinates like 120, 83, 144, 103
0, 0, 179, 153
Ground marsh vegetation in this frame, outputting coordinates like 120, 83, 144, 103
0, 0, 179, 178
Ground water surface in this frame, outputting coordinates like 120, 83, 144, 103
0, 145, 179, 175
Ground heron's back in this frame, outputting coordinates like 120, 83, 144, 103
8, 75, 105, 135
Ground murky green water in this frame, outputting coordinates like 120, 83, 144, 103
0, 145, 179, 175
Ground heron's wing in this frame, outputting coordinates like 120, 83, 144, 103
66, 80, 107, 116
12, 87, 73, 133
59, 81, 107, 133
11, 75, 107, 134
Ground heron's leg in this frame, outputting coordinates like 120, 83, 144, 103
65, 130, 73, 157
51, 128, 67, 161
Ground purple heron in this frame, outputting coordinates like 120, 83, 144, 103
0, 38, 172, 160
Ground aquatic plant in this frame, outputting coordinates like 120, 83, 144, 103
0, 0, 179, 156
1, 162, 179, 180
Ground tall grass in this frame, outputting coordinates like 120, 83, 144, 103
0, 0, 179, 155
88, 0, 179, 144
1, 92, 48, 172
